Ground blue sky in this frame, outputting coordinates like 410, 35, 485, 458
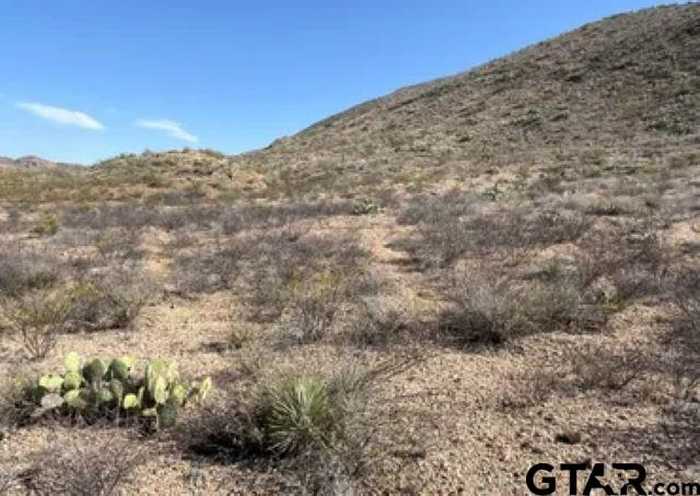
0, 0, 669, 164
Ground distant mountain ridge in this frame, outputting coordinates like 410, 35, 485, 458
0, 155, 78, 170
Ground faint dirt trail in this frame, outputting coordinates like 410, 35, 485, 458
355, 214, 444, 317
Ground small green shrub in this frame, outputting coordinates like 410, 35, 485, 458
29, 352, 212, 429
32, 212, 59, 236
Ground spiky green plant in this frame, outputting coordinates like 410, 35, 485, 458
257, 376, 334, 455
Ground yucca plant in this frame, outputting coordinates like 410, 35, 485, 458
256, 376, 334, 455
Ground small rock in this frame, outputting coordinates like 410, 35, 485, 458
555, 430, 582, 445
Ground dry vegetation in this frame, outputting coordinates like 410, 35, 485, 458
0, 4, 699, 495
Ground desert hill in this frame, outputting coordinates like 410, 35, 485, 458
91, 3, 700, 200
0, 6, 699, 494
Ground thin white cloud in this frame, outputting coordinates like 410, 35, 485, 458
16, 102, 104, 130
135, 119, 198, 143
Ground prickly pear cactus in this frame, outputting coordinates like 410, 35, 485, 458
29, 352, 213, 429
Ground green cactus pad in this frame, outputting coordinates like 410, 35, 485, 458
97, 388, 114, 404
38, 374, 64, 393
122, 394, 140, 410
170, 383, 188, 406
109, 379, 125, 402
151, 376, 169, 405
109, 357, 133, 381
64, 352, 81, 373
83, 358, 108, 383
141, 407, 158, 417
63, 371, 82, 391
64, 389, 87, 409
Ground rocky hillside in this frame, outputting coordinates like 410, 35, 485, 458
9, 4, 699, 202
225, 3, 698, 194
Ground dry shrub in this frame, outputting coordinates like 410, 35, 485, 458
94, 228, 143, 261
438, 267, 586, 346
171, 244, 242, 295
665, 269, 700, 399
283, 271, 347, 344
22, 438, 146, 496
501, 366, 564, 409
0, 243, 61, 298
569, 344, 647, 392
186, 358, 421, 494
397, 192, 590, 268
0, 372, 36, 432
1, 290, 71, 360
576, 225, 669, 304
348, 295, 416, 347
65, 266, 155, 332
243, 231, 370, 322
0, 469, 18, 494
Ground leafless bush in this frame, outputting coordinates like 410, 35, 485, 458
569, 344, 647, 392
665, 269, 700, 399
284, 275, 346, 344
501, 366, 564, 409
0, 372, 35, 432
0, 243, 61, 297
93, 228, 143, 261
62, 204, 155, 230
397, 193, 590, 268
171, 244, 242, 294
22, 439, 146, 496
243, 231, 370, 322
575, 225, 668, 304
0, 469, 18, 494
2, 291, 71, 360
438, 267, 585, 346
348, 296, 415, 347
219, 200, 355, 235
65, 266, 155, 332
